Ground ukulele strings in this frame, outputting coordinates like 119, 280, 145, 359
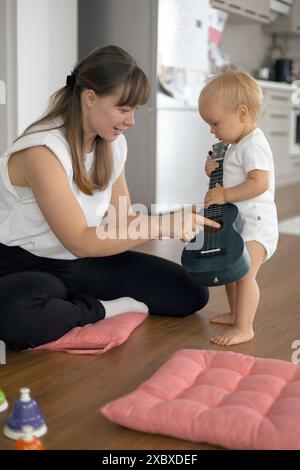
204, 141, 228, 254
205, 163, 223, 253
207, 165, 223, 251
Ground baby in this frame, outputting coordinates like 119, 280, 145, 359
199, 69, 278, 346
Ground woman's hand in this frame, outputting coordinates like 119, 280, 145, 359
161, 206, 220, 243
205, 154, 219, 177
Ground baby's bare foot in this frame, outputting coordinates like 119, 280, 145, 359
210, 312, 235, 325
211, 326, 254, 346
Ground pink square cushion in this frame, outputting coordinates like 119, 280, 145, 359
101, 349, 300, 449
34, 312, 148, 355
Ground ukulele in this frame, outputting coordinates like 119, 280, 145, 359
181, 141, 250, 286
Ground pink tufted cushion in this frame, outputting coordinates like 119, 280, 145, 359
34, 312, 148, 355
101, 349, 300, 449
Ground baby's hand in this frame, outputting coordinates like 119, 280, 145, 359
204, 184, 226, 209
205, 153, 219, 177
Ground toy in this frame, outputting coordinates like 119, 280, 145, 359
3, 388, 47, 440
0, 389, 8, 412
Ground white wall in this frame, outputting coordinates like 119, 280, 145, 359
221, 20, 300, 80
0, 0, 9, 154
17, 0, 78, 134
221, 22, 272, 74
287, 37, 300, 79
49, 0, 78, 95
0, 0, 17, 154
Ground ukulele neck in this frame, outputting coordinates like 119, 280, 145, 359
209, 157, 224, 189
205, 141, 229, 220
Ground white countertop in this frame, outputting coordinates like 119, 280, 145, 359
256, 79, 296, 92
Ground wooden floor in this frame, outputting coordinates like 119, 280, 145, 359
0, 184, 300, 450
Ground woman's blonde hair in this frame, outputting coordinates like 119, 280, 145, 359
17, 45, 150, 195
199, 68, 263, 121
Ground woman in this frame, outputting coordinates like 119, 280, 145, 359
0, 45, 218, 350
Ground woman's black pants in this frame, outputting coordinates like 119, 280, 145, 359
0, 243, 208, 350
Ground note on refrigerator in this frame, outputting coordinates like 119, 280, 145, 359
158, 0, 209, 72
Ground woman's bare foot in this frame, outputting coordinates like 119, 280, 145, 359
210, 312, 235, 325
211, 326, 254, 346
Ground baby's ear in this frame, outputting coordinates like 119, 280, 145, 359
238, 104, 249, 121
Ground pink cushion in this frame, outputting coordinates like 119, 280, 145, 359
34, 312, 148, 355
101, 349, 300, 449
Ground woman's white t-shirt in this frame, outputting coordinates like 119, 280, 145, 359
223, 127, 278, 260
0, 126, 127, 259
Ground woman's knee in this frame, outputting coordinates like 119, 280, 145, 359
178, 286, 209, 317
149, 263, 209, 317
160, 281, 209, 317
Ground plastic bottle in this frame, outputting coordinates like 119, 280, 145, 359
271, 34, 285, 61
14, 425, 45, 450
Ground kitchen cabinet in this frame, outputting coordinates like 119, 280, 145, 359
258, 85, 294, 186
210, 0, 271, 24
267, 0, 300, 35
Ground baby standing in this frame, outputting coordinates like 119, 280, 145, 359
199, 69, 278, 346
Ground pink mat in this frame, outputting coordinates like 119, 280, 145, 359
101, 349, 300, 449
34, 312, 148, 354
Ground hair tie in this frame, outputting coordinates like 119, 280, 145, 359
66, 71, 76, 89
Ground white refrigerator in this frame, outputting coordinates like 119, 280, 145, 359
156, 0, 215, 211
79, 0, 215, 209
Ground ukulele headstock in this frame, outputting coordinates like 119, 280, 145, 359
208, 141, 229, 190
210, 141, 229, 161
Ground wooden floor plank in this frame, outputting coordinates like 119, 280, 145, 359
0, 184, 299, 450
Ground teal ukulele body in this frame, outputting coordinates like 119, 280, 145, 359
181, 142, 251, 287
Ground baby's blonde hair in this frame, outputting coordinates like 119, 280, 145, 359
199, 68, 263, 121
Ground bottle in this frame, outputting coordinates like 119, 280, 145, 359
14, 425, 45, 450
271, 34, 284, 61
